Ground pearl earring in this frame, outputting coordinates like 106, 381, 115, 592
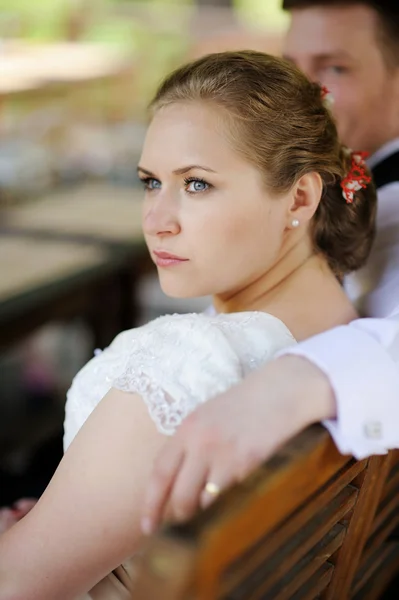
291, 219, 300, 228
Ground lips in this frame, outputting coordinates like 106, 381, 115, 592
153, 250, 189, 267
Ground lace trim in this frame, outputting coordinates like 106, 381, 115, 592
65, 311, 296, 443
113, 369, 194, 435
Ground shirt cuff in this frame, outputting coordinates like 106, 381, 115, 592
278, 324, 399, 460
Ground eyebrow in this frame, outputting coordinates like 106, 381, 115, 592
137, 165, 217, 177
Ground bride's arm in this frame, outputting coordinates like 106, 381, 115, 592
0, 388, 166, 600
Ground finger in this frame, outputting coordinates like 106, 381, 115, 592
198, 443, 261, 510
168, 452, 209, 522
200, 464, 238, 510
234, 449, 266, 484
141, 443, 185, 535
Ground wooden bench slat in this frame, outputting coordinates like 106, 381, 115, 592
370, 486, 399, 538
220, 486, 356, 598
353, 542, 399, 597
353, 544, 399, 600
287, 563, 334, 600
189, 429, 350, 598
132, 538, 195, 600
380, 457, 399, 499
222, 459, 363, 588
361, 512, 399, 571
381, 467, 399, 503
250, 525, 345, 600
323, 454, 393, 600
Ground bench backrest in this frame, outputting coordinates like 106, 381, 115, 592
132, 426, 399, 600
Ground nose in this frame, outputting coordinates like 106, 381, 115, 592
142, 194, 181, 238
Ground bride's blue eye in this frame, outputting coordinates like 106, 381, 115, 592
184, 177, 211, 194
140, 177, 161, 191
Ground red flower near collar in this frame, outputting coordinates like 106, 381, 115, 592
341, 151, 371, 203
321, 86, 334, 107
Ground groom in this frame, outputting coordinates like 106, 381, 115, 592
141, 0, 399, 530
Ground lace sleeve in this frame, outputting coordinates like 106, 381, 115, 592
64, 312, 295, 449
111, 314, 245, 435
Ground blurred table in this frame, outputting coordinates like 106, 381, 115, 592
0, 183, 144, 244
0, 183, 152, 353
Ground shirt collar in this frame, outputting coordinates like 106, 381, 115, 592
367, 138, 399, 170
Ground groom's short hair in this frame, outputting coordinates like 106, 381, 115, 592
282, 1, 399, 68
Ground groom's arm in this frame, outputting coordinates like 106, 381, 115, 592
280, 313, 399, 459
142, 306, 399, 531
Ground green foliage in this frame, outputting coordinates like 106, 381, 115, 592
235, 0, 288, 30
0, 0, 286, 112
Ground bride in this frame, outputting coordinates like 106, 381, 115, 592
0, 50, 376, 599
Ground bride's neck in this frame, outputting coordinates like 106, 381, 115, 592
213, 241, 356, 340
213, 238, 315, 314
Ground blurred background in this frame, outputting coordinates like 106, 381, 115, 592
0, 0, 287, 505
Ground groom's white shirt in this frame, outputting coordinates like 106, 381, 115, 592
284, 138, 399, 459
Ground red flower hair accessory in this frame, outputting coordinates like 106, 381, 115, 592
321, 85, 334, 108
340, 151, 371, 204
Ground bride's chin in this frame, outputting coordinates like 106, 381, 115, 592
159, 279, 207, 299
162, 287, 201, 299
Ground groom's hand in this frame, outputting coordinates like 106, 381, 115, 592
141, 356, 335, 534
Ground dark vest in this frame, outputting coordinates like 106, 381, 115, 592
371, 150, 399, 190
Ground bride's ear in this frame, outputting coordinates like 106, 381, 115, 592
287, 172, 323, 228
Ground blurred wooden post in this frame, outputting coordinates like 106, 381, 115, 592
64, 0, 91, 41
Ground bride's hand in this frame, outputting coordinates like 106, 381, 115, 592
141, 356, 336, 534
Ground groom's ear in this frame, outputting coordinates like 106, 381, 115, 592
288, 172, 323, 225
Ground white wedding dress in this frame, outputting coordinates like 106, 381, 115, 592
64, 311, 296, 451
64, 311, 296, 599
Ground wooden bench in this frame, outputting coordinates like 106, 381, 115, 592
132, 426, 399, 600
